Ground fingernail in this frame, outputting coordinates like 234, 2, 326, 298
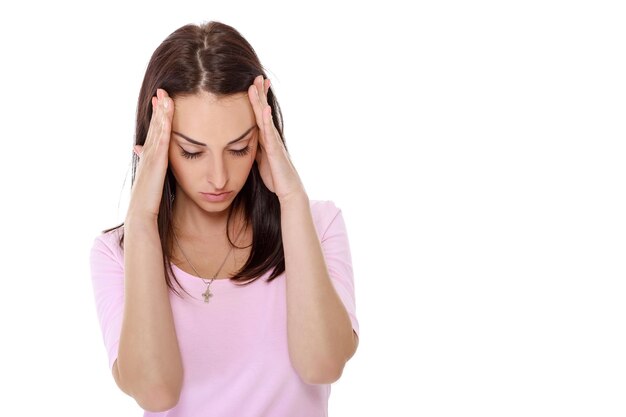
163, 98, 169, 109
254, 86, 259, 98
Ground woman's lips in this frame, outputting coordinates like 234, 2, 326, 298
200, 191, 232, 202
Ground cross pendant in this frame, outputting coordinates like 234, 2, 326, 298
202, 287, 213, 303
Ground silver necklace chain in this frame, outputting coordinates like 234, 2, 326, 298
173, 225, 245, 303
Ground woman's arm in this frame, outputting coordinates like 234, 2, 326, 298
282, 193, 358, 384
246, 75, 357, 384
116, 216, 184, 412
113, 88, 181, 412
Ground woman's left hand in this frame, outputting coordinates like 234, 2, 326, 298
248, 75, 306, 204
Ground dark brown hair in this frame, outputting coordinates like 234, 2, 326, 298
103, 21, 286, 299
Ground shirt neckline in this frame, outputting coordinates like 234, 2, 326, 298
170, 262, 239, 285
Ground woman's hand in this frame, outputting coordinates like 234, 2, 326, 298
248, 75, 306, 204
127, 88, 174, 221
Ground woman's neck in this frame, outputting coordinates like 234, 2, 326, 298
171, 192, 246, 243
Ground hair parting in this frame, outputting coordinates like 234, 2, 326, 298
102, 21, 287, 299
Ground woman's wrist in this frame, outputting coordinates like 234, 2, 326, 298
278, 188, 309, 208
124, 212, 159, 231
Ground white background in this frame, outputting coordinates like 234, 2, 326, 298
1, 1, 624, 416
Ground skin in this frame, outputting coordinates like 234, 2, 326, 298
130, 76, 358, 391
167, 90, 260, 240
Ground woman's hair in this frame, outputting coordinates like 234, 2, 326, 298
103, 21, 287, 299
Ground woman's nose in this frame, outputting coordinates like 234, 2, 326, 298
206, 156, 228, 190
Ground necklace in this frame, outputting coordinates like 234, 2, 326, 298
172, 224, 245, 303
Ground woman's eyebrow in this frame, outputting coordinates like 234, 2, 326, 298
171, 125, 256, 147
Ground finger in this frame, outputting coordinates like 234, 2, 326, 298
248, 83, 265, 132
143, 89, 172, 158
265, 108, 278, 136
261, 105, 282, 156
255, 75, 268, 107
255, 76, 272, 130
263, 106, 274, 127
137, 94, 158, 157
143, 93, 162, 152
158, 94, 173, 147
253, 78, 276, 142
256, 78, 274, 131
263, 105, 273, 135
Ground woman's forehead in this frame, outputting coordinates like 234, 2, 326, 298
171, 92, 255, 146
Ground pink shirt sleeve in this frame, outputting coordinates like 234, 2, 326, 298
89, 199, 359, 381
317, 201, 360, 339
90, 229, 125, 371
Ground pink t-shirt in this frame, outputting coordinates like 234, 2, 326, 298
90, 199, 359, 416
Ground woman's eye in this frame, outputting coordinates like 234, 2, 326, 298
230, 145, 251, 157
180, 145, 252, 160
181, 149, 201, 159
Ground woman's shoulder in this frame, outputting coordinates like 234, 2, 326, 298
309, 198, 341, 214
308, 199, 344, 235
91, 224, 125, 262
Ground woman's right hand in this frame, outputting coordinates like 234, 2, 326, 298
127, 88, 174, 222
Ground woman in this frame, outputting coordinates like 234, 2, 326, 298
90, 21, 359, 416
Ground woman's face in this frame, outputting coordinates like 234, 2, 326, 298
168, 90, 258, 212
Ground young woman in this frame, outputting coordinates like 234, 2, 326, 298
90, 21, 359, 416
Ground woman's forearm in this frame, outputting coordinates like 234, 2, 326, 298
117, 215, 183, 410
281, 193, 357, 384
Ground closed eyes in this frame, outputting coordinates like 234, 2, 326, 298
180, 145, 252, 160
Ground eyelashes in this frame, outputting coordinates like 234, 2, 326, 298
230, 146, 252, 157
181, 150, 201, 159
180, 145, 252, 160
